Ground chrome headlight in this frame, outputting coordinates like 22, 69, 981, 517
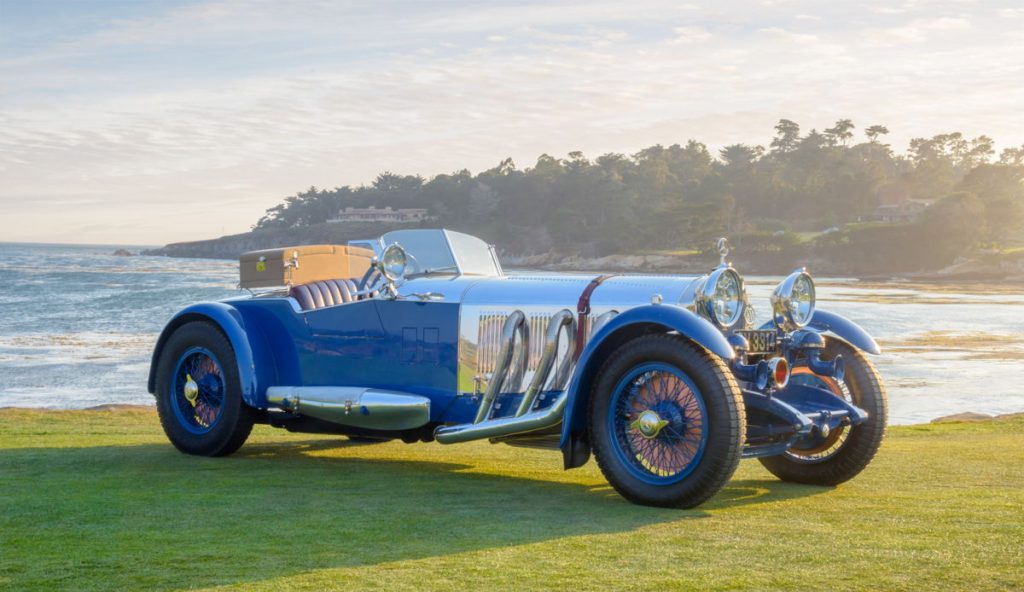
379, 243, 408, 282
696, 267, 744, 328
771, 269, 816, 330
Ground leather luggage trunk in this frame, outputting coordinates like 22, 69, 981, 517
239, 244, 374, 289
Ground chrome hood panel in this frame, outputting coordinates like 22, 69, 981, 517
437, 273, 707, 396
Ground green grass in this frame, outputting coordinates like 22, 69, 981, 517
1, 409, 1022, 591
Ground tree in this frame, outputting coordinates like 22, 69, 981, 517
247, 117, 1020, 273
824, 119, 855, 147
865, 125, 889, 143
719, 144, 762, 167
770, 119, 801, 154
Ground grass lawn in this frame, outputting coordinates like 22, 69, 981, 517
1, 408, 1021, 591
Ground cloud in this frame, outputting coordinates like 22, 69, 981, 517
668, 26, 712, 44
0, 0, 1021, 244
758, 26, 819, 44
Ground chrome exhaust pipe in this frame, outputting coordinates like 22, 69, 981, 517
516, 309, 576, 416
438, 309, 580, 444
436, 392, 569, 444
473, 310, 529, 424
267, 386, 431, 430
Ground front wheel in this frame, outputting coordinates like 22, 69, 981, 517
758, 339, 887, 485
589, 334, 745, 508
155, 321, 255, 456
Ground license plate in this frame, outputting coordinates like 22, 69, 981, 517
735, 330, 778, 354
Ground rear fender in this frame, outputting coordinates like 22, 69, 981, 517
148, 302, 266, 407
558, 304, 734, 460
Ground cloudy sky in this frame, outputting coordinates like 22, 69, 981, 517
1, 0, 1022, 245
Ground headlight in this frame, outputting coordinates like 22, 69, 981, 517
379, 243, 408, 282
771, 269, 816, 330
696, 267, 744, 328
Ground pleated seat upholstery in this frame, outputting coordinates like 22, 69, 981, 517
289, 278, 360, 311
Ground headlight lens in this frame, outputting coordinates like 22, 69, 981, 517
698, 267, 744, 328
380, 244, 408, 281
771, 269, 816, 329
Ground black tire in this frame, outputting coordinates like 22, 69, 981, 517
589, 334, 745, 508
758, 339, 887, 486
155, 321, 256, 456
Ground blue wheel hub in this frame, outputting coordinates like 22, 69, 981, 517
170, 347, 226, 434
608, 363, 708, 485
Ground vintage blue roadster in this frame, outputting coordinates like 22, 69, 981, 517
150, 229, 886, 508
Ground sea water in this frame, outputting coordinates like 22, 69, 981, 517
1, 242, 1022, 424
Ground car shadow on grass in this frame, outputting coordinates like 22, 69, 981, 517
0, 439, 828, 591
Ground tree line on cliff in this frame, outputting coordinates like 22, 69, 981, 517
253, 119, 1024, 272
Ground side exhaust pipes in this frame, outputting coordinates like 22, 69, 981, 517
436, 309, 578, 444
473, 310, 529, 423
516, 309, 576, 416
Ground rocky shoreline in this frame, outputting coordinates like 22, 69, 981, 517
144, 227, 1024, 282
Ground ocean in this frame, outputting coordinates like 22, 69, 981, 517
1, 242, 1022, 424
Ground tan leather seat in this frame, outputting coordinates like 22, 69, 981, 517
289, 279, 359, 311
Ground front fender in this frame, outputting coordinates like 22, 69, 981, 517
808, 309, 881, 355
558, 304, 734, 454
757, 309, 881, 356
148, 302, 260, 406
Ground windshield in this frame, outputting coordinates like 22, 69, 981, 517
381, 229, 501, 277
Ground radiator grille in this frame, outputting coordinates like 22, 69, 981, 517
477, 311, 588, 376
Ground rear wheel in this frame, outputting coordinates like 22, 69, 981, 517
589, 334, 745, 508
156, 321, 255, 456
758, 339, 887, 485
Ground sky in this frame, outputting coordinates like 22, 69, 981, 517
1, 0, 1022, 245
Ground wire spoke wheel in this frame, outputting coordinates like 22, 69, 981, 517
610, 363, 708, 484
171, 347, 226, 434
588, 334, 744, 508
156, 321, 256, 456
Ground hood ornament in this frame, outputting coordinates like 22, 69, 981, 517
716, 237, 731, 266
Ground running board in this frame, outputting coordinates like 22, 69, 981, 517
266, 386, 430, 431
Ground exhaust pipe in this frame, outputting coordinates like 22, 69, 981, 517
267, 386, 431, 430
437, 310, 579, 444
516, 309, 576, 416
473, 310, 529, 423
436, 392, 569, 444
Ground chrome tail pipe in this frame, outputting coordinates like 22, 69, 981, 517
437, 310, 579, 444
